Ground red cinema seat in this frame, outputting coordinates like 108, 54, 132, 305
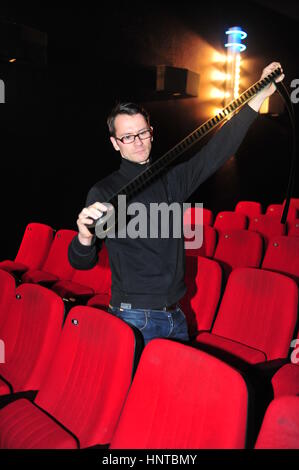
110, 340, 250, 449
271, 363, 299, 398
21, 229, 77, 285
255, 396, 299, 449
287, 219, 299, 237
213, 230, 263, 281
249, 214, 286, 247
0, 223, 53, 275
0, 270, 16, 329
180, 256, 222, 337
52, 243, 111, 302
0, 284, 64, 396
214, 211, 247, 233
0, 306, 143, 448
283, 197, 299, 218
271, 333, 299, 398
183, 206, 214, 226
195, 268, 298, 365
284, 198, 299, 212
185, 225, 217, 257
266, 203, 297, 221
262, 236, 299, 284
235, 201, 262, 218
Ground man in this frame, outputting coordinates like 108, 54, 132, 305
68, 62, 284, 345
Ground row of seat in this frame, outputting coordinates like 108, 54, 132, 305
186, 230, 299, 285
185, 198, 299, 227
0, 272, 298, 448
185, 208, 299, 244
0, 225, 111, 306
1, 222, 299, 316
1, 262, 298, 395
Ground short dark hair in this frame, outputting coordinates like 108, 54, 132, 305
107, 102, 150, 136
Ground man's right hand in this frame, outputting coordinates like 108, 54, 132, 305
77, 202, 108, 245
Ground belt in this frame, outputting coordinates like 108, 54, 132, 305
159, 303, 178, 312
109, 303, 178, 312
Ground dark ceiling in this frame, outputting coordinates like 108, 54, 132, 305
253, 0, 299, 21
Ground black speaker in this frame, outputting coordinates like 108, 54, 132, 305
156, 65, 200, 97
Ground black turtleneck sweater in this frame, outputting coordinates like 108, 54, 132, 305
68, 104, 258, 309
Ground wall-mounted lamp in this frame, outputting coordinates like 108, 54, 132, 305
224, 26, 247, 104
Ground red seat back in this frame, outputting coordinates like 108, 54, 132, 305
34, 306, 140, 447
255, 396, 299, 449
110, 340, 249, 449
71, 243, 112, 294
0, 284, 64, 391
185, 225, 217, 257
0, 270, 16, 330
184, 207, 214, 226
42, 229, 77, 279
213, 230, 263, 280
180, 256, 222, 336
266, 204, 297, 221
14, 223, 54, 270
212, 268, 298, 361
214, 211, 247, 233
262, 235, 299, 283
287, 219, 299, 237
284, 198, 299, 212
249, 214, 286, 247
235, 201, 262, 218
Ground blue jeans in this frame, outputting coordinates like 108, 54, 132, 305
108, 304, 190, 345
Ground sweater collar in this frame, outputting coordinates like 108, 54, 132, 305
119, 157, 152, 179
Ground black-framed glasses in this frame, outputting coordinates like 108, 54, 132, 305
115, 128, 152, 144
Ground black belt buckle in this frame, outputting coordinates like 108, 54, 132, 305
162, 303, 177, 312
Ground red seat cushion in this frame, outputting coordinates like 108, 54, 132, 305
195, 331, 267, 364
87, 293, 111, 308
0, 261, 28, 273
0, 399, 78, 449
51, 280, 94, 299
21, 270, 59, 284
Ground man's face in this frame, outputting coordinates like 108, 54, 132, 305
110, 113, 153, 164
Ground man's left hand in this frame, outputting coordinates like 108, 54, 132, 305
259, 62, 285, 98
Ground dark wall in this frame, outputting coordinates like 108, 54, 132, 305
0, 1, 298, 259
